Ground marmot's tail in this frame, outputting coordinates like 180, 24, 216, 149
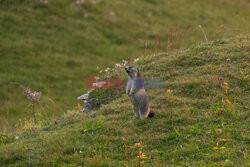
148, 112, 154, 118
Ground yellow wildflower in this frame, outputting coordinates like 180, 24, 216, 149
216, 129, 222, 135
226, 99, 232, 105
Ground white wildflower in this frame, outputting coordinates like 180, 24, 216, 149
115, 64, 122, 68
105, 67, 110, 72
134, 58, 139, 62
93, 81, 106, 88
122, 60, 128, 66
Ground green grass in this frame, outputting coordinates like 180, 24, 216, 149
0, 0, 250, 132
0, 35, 249, 166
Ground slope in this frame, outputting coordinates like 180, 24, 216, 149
0, 35, 249, 166
0, 0, 250, 132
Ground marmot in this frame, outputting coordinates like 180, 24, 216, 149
125, 66, 154, 119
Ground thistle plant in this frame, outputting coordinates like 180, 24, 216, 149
23, 88, 41, 124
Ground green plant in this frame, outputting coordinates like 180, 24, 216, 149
81, 120, 105, 134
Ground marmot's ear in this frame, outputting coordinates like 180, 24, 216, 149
137, 68, 142, 78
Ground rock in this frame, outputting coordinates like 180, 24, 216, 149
77, 78, 109, 112
77, 79, 119, 112
77, 89, 93, 101
77, 89, 94, 112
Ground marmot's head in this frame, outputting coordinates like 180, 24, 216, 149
125, 66, 141, 78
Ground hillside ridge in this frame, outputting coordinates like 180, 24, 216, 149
1, 0, 249, 132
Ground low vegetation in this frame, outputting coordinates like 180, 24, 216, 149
0, 0, 250, 132
0, 35, 249, 166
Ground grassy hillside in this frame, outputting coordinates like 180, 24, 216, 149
0, 0, 249, 132
0, 36, 249, 166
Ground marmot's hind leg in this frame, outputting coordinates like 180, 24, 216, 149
133, 107, 140, 119
139, 106, 150, 119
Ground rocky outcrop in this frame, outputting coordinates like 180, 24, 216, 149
77, 80, 106, 112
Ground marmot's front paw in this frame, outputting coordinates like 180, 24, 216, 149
128, 90, 135, 96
